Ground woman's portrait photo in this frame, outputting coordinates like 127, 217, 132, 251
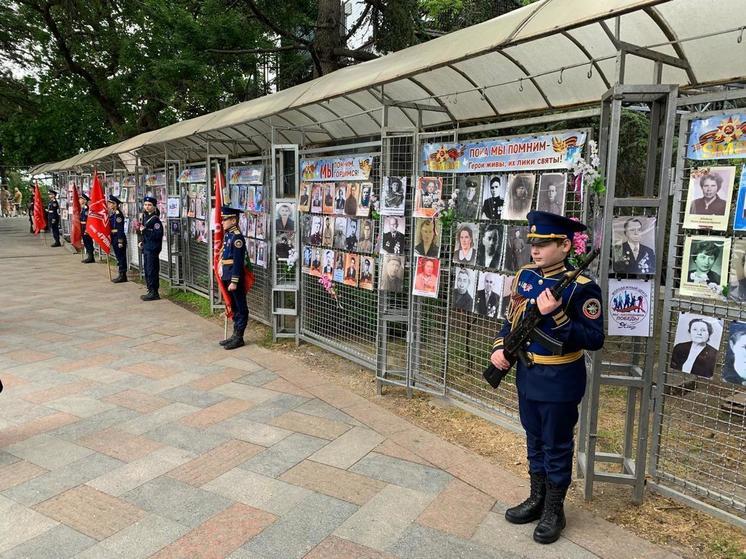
382, 176, 406, 215
734, 172, 746, 231
456, 176, 481, 220
722, 321, 746, 386
452, 223, 479, 265
451, 267, 477, 312
612, 216, 657, 275
357, 183, 372, 217
680, 236, 731, 298
343, 253, 359, 287
413, 218, 441, 258
414, 177, 442, 218
669, 313, 723, 378
322, 183, 335, 215
333, 217, 347, 250
728, 239, 746, 302
255, 214, 266, 240
412, 256, 441, 298
480, 175, 505, 220
535, 173, 566, 215
355, 219, 375, 254
359, 256, 375, 291
275, 202, 296, 233
475, 271, 503, 319
334, 184, 347, 214
476, 223, 503, 269
310, 184, 323, 214
298, 183, 311, 212
683, 166, 735, 231
503, 173, 535, 221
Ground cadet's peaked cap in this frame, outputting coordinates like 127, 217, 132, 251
221, 205, 241, 217
108, 195, 122, 205
527, 210, 587, 245
48, 189, 57, 195
143, 195, 157, 204
80, 193, 90, 201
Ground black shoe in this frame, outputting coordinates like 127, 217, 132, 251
505, 471, 546, 524
111, 273, 128, 283
224, 330, 245, 350
219, 329, 237, 347
83, 254, 95, 263
533, 482, 568, 545
51, 242, 61, 247
140, 291, 160, 301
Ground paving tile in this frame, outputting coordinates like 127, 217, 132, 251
203, 468, 312, 516
342, 402, 410, 436
445, 453, 526, 504
241, 394, 310, 423
260, 378, 313, 398
77, 428, 162, 462
45, 396, 116, 419
209, 383, 278, 404
306, 383, 370, 410
150, 503, 276, 559
333, 484, 435, 551
293, 398, 363, 426
123, 477, 232, 528
22, 380, 95, 404
49, 407, 140, 442
0, 460, 47, 491
372, 440, 433, 467
34, 485, 145, 541
239, 433, 329, 478
118, 403, 200, 435
141, 372, 201, 395
241, 492, 357, 559
102, 389, 170, 413
0, 452, 20, 467
168, 440, 263, 487
304, 536, 398, 559
270, 411, 351, 440
211, 357, 264, 372
416, 478, 495, 538
160, 386, 228, 408
146, 423, 228, 454
272, 367, 325, 387
308, 426, 384, 469
0, 412, 79, 447
234, 370, 279, 387
389, 524, 508, 559
0, 523, 96, 559
280, 460, 386, 506
349, 453, 453, 494
3, 350, 55, 364
180, 399, 253, 429
120, 362, 175, 380
0, 495, 59, 554
206, 416, 293, 447
389, 427, 470, 470
69, 366, 133, 385
188, 368, 247, 391
55, 354, 117, 373
4, 434, 95, 469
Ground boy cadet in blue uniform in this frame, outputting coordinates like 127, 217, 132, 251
491, 210, 604, 544
80, 193, 95, 263
47, 190, 61, 247
108, 195, 128, 283
138, 196, 163, 301
219, 206, 249, 350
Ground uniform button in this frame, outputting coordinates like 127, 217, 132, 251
538, 279, 543, 285
530, 298, 535, 304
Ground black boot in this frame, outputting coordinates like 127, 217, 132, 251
111, 272, 128, 283
219, 327, 237, 347
224, 328, 245, 350
140, 291, 160, 301
83, 252, 95, 263
505, 471, 546, 524
533, 481, 568, 544
51, 241, 61, 247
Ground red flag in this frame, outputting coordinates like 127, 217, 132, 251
32, 182, 47, 235
70, 184, 82, 250
85, 172, 112, 254
212, 163, 234, 318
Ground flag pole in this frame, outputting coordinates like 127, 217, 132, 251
107, 256, 112, 281
224, 315, 228, 339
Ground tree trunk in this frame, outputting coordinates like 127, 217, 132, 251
313, 0, 344, 76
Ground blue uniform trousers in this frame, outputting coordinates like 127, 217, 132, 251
50, 221, 60, 243
223, 278, 248, 331
113, 241, 127, 274
518, 395, 579, 489
83, 233, 94, 255
143, 250, 160, 293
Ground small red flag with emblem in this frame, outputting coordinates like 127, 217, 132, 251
70, 184, 83, 251
32, 182, 47, 235
85, 172, 112, 254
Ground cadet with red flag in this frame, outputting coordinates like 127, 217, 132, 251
85, 173, 112, 255
218, 206, 249, 350
79, 192, 94, 263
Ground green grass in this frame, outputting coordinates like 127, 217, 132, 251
167, 290, 213, 317
709, 537, 746, 559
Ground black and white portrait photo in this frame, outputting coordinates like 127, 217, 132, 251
503, 173, 535, 221
504, 225, 531, 271
612, 216, 657, 275
413, 218, 441, 258
298, 183, 311, 212
669, 312, 723, 378
334, 184, 347, 214
275, 202, 296, 233
683, 166, 736, 231
255, 240, 267, 268
309, 247, 322, 277
302, 245, 312, 271
359, 256, 375, 291
309, 215, 323, 246
345, 218, 359, 251
275, 232, 295, 261
456, 176, 481, 220
322, 249, 335, 280
381, 176, 406, 216
310, 184, 323, 214
343, 253, 359, 287
680, 236, 731, 298
452, 222, 479, 266
300, 214, 312, 245
480, 175, 505, 220
474, 271, 503, 319
379, 254, 405, 292
381, 216, 406, 255
333, 217, 347, 250
722, 321, 746, 386
344, 183, 360, 217
728, 239, 746, 302
498, 274, 514, 320
321, 216, 334, 247
356, 219, 375, 254
358, 183, 372, 217
535, 173, 566, 215
322, 183, 335, 215
476, 223, 503, 269
451, 267, 477, 312
414, 176, 442, 218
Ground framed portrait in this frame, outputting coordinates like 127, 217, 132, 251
607, 278, 653, 337
504, 225, 530, 271
477, 223, 504, 269
309, 247, 322, 277
359, 256, 376, 291
727, 238, 746, 302
298, 182, 311, 212
722, 321, 746, 386
302, 245, 313, 272
679, 236, 731, 299
239, 213, 250, 237
381, 176, 406, 216
333, 217, 348, 250
245, 186, 256, 211
379, 254, 405, 292
503, 173, 535, 221
412, 256, 441, 298
498, 274, 515, 320
309, 215, 323, 246
612, 216, 657, 275
535, 173, 567, 215
474, 271, 503, 319
734, 169, 746, 231
322, 249, 335, 281
380, 215, 406, 255
344, 182, 361, 217
254, 185, 265, 213
414, 176, 442, 218
310, 184, 323, 214
456, 176, 482, 220
247, 239, 257, 264
322, 183, 335, 215
357, 182, 373, 217
343, 252, 359, 287
194, 219, 207, 243
413, 217, 442, 258
452, 222, 479, 266
275, 202, 296, 234
301, 214, 312, 245
321, 215, 334, 247
451, 267, 477, 313
683, 166, 736, 231
255, 214, 266, 240
333, 251, 346, 283
669, 312, 723, 378
344, 218, 359, 252
355, 219, 375, 254
334, 184, 347, 215
255, 241, 267, 268
275, 231, 295, 262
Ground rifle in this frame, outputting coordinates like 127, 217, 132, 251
483, 248, 600, 389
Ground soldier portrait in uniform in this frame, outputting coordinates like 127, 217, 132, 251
356, 219, 374, 254
344, 183, 359, 217
358, 183, 372, 217
343, 253, 359, 287
309, 247, 322, 277
309, 215, 323, 246
477, 223, 503, 269
345, 218, 359, 251
412, 256, 440, 298
452, 222, 479, 265
480, 175, 505, 220
333, 217, 347, 250
504, 225, 531, 271
310, 184, 323, 214
451, 267, 477, 312
727, 239, 746, 302
498, 274, 514, 320
669, 313, 723, 378
503, 173, 535, 221
379, 254, 405, 292
302, 245, 312, 272
413, 218, 441, 258
683, 166, 735, 231
722, 321, 746, 386
381, 216, 406, 255
414, 176, 442, 218
321, 216, 334, 247
536, 174, 566, 215
322, 183, 335, 215
299, 183, 311, 212
612, 216, 656, 275
456, 176, 481, 220
359, 256, 375, 291
334, 184, 347, 214
322, 249, 335, 280
680, 236, 731, 298
255, 240, 267, 268
275, 202, 296, 233
301, 214, 312, 244
474, 271, 502, 319
382, 176, 406, 215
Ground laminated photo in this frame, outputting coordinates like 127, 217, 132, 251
380, 215, 406, 255
275, 202, 296, 233
679, 236, 731, 299
669, 312, 723, 378
683, 166, 735, 231
477, 223, 503, 269
255, 241, 267, 268
414, 177, 442, 218
321, 215, 334, 247
322, 183, 335, 215
727, 238, 746, 302
355, 219, 375, 254
451, 267, 477, 312
310, 184, 323, 214
456, 176, 482, 220
412, 256, 440, 298
612, 216, 657, 275
322, 249, 335, 281
298, 183, 311, 212
379, 254, 405, 292
498, 274, 514, 320
413, 217, 441, 258
309, 247, 322, 277
503, 173, 535, 221
343, 252, 359, 287
357, 183, 373, 217
381, 176, 406, 215
359, 256, 375, 291
480, 175, 505, 220
334, 184, 347, 214
474, 271, 503, 319
733, 167, 746, 231
504, 225, 531, 271
607, 278, 653, 337
535, 173, 566, 215
722, 321, 746, 386
452, 222, 479, 266
302, 245, 312, 273
333, 217, 347, 250
333, 252, 345, 283
344, 182, 361, 217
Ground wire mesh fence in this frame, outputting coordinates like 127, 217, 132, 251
180, 165, 210, 293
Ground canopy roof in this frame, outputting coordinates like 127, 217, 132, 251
37, 0, 746, 173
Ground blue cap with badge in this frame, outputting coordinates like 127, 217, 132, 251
143, 195, 157, 204
526, 210, 587, 245
221, 205, 241, 217
108, 195, 122, 205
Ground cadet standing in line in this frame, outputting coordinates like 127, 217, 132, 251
108, 195, 128, 283
138, 196, 163, 301
80, 193, 95, 263
47, 189, 61, 247
491, 211, 604, 545
219, 206, 248, 350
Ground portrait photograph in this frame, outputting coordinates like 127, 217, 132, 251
322, 183, 335, 215
474, 271, 503, 319
413, 218, 441, 258
310, 184, 323, 214
412, 256, 441, 298
355, 219, 375, 254
683, 166, 736, 231
476, 223, 503, 269
246, 186, 256, 211
414, 176, 442, 218
309, 247, 322, 277
302, 245, 312, 272
275, 202, 296, 233
480, 175, 505, 220
535, 173, 566, 215
669, 312, 723, 378
456, 176, 482, 220
357, 183, 373, 217
504, 225, 531, 271
275, 232, 294, 262
255, 240, 267, 268
247, 239, 256, 265
379, 254, 405, 292
343, 252, 359, 287
612, 216, 657, 275
380, 215, 406, 255
381, 176, 406, 216
451, 267, 477, 313
322, 249, 335, 281
334, 184, 347, 214
722, 321, 746, 386
727, 238, 746, 302
498, 274, 514, 320
359, 256, 376, 291
333, 252, 345, 283
298, 182, 311, 212
321, 216, 334, 247
254, 185, 265, 213
344, 182, 360, 217
333, 217, 347, 250
452, 222, 479, 266
344, 218, 359, 251
193, 219, 206, 243
239, 213, 250, 237
503, 173, 535, 221
231, 185, 241, 209
734, 171, 746, 231
195, 190, 206, 220
300, 214, 312, 245
309, 215, 323, 246
679, 236, 731, 299
254, 214, 266, 240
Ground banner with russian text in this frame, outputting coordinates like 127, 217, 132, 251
300, 156, 374, 182
686, 114, 746, 160
421, 131, 587, 173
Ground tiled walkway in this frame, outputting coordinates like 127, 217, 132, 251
0, 218, 678, 559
